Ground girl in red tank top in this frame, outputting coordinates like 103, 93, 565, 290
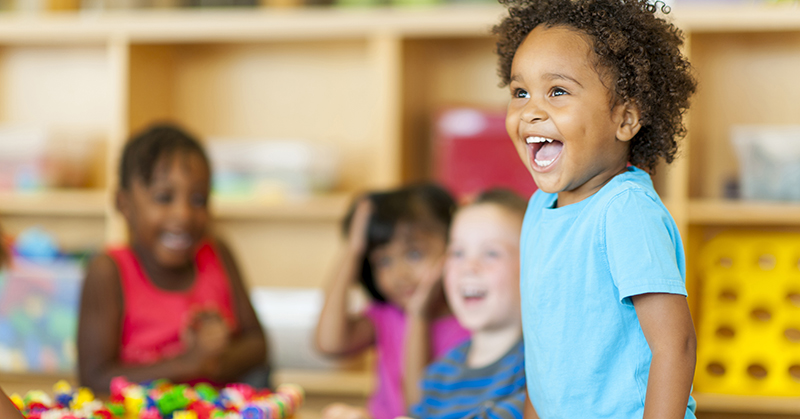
77, 125, 268, 394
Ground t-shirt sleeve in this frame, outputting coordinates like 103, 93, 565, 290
604, 188, 688, 305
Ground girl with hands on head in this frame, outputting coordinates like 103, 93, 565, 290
315, 183, 469, 419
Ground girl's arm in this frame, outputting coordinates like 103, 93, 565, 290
402, 258, 446, 408
210, 239, 269, 383
315, 200, 376, 357
632, 292, 696, 419
0, 389, 23, 419
77, 255, 221, 393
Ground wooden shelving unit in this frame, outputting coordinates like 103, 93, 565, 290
1, 3, 800, 411
694, 393, 800, 416
212, 193, 352, 221
688, 199, 800, 226
0, 190, 107, 217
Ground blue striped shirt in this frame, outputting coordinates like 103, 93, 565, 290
411, 339, 525, 419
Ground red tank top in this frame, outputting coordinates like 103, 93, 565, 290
108, 242, 238, 365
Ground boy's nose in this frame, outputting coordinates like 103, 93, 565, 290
466, 257, 482, 273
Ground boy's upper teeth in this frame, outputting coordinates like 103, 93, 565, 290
526, 136, 554, 144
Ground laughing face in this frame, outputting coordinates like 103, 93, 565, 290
119, 152, 211, 270
506, 25, 641, 207
444, 203, 522, 333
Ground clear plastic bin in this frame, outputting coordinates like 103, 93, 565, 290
732, 125, 800, 201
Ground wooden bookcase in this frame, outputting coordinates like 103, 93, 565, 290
2, 4, 800, 414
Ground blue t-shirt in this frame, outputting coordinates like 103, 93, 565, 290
411, 339, 526, 419
520, 166, 696, 419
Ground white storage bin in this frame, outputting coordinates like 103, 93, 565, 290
732, 125, 800, 201
250, 287, 364, 370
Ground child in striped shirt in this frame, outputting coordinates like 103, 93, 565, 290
410, 189, 527, 419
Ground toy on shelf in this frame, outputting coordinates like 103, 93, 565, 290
695, 232, 800, 396
9, 378, 304, 419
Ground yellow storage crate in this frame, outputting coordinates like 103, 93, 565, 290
695, 232, 800, 396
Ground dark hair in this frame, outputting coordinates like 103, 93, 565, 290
343, 183, 456, 303
119, 123, 210, 190
494, 0, 696, 173
471, 188, 528, 217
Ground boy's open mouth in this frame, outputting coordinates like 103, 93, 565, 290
461, 286, 488, 304
526, 136, 563, 169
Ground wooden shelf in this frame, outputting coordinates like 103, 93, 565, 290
273, 368, 372, 397
0, 190, 350, 221
212, 192, 351, 222
675, 5, 800, 33
0, 5, 505, 44
0, 189, 108, 217
695, 392, 800, 415
688, 199, 800, 225
0, 3, 795, 45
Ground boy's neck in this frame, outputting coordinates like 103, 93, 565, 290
466, 325, 522, 369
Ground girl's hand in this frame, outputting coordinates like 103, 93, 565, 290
347, 199, 373, 255
183, 311, 231, 358
406, 256, 446, 319
321, 403, 371, 419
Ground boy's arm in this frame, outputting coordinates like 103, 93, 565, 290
211, 239, 269, 382
632, 292, 696, 419
315, 200, 376, 357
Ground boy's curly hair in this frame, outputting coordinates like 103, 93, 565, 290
494, 0, 696, 172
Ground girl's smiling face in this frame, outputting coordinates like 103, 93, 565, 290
506, 25, 641, 207
119, 152, 211, 270
369, 223, 447, 309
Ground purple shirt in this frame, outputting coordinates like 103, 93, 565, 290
364, 303, 470, 419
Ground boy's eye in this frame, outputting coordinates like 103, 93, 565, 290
485, 250, 501, 259
550, 87, 568, 97
448, 248, 464, 259
513, 88, 530, 99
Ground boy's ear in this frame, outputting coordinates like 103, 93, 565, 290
615, 101, 642, 143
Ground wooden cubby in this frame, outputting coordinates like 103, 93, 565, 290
2, 3, 800, 414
